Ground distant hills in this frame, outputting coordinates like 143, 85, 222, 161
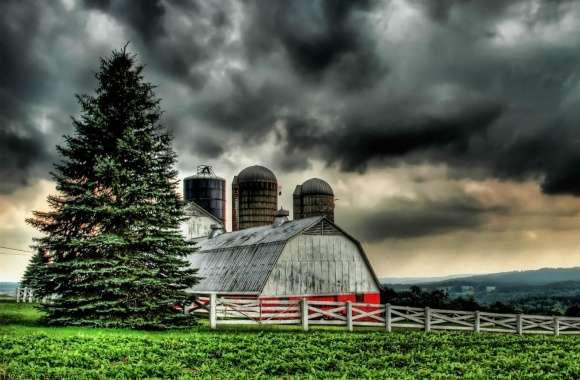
0, 282, 18, 296
382, 267, 580, 312
382, 267, 580, 287
380, 274, 473, 285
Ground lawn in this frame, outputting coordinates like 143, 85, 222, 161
1, 300, 580, 379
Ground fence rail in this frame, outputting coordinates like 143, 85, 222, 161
186, 294, 580, 336
15, 287, 35, 303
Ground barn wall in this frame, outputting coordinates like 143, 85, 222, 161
261, 234, 379, 296
181, 213, 216, 240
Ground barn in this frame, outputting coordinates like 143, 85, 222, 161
186, 213, 381, 303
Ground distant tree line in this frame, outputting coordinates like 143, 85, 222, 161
381, 286, 580, 317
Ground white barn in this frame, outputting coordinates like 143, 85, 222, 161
187, 215, 381, 302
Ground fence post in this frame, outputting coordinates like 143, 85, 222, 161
28, 288, 33, 303
474, 311, 480, 333
346, 301, 353, 331
301, 299, 309, 332
385, 303, 392, 332
553, 316, 560, 337
516, 314, 523, 335
425, 307, 431, 333
209, 293, 217, 329
16, 287, 20, 303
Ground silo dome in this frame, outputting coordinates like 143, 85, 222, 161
300, 178, 334, 196
232, 165, 278, 231
293, 177, 335, 222
238, 165, 277, 183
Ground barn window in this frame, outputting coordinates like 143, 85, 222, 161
303, 220, 340, 236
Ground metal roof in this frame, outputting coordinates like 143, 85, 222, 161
300, 177, 334, 196
196, 217, 321, 251
188, 217, 322, 293
237, 165, 277, 183
188, 242, 286, 293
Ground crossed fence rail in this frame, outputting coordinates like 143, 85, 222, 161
187, 294, 580, 336
15, 287, 35, 303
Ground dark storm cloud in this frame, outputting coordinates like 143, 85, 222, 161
244, 0, 386, 89
0, 1, 54, 193
340, 194, 509, 241
83, 0, 232, 89
84, 0, 166, 43
420, 0, 573, 24
285, 100, 504, 172
205, 0, 580, 195
3, 0, 580, 201
195, 72, 296, 139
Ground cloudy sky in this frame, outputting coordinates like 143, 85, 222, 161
3, 0, 580, 281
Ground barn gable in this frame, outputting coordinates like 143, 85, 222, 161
181, 201, 224, 241
261, 220, 381, 296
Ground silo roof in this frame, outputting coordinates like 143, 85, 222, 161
184, 174, 225, 181
301, 178, 334, 196
237, 165, 277, 183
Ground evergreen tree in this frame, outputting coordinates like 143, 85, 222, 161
21, 249, 48, 297
27, 47, 198, 329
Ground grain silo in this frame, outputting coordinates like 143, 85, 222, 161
232, 165, 278, 231
293, 178, 335, 222
183, 165, 226, 224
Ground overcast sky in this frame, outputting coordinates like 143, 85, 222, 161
3, 0, 580, 281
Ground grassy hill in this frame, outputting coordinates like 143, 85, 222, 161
2, 300, 580, 379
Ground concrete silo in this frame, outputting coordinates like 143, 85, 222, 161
183, 165, 226, 224
232, 165, 278, 231
293, 178, 335, 222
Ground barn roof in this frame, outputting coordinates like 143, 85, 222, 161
187, 216, 382, 294
188, 217, 322, 294
196, 217, 321, 251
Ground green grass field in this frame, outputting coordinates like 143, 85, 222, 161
1, 300, 580, 379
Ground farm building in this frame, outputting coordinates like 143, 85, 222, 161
186, 212, 381, 303
180, 201, 225, 242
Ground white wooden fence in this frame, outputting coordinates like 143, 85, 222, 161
15, 287, 35, 303
187, 294, 580, 336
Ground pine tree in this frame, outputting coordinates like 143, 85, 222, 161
27, 47, 198, 329
21, 249, 48, 297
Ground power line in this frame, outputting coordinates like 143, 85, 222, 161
0, 252, 33, 256
0, 246, 34, 255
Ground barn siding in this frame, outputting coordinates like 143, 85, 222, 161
261, 234, 380, 296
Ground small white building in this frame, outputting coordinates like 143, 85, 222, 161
181, 201, 224, 242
